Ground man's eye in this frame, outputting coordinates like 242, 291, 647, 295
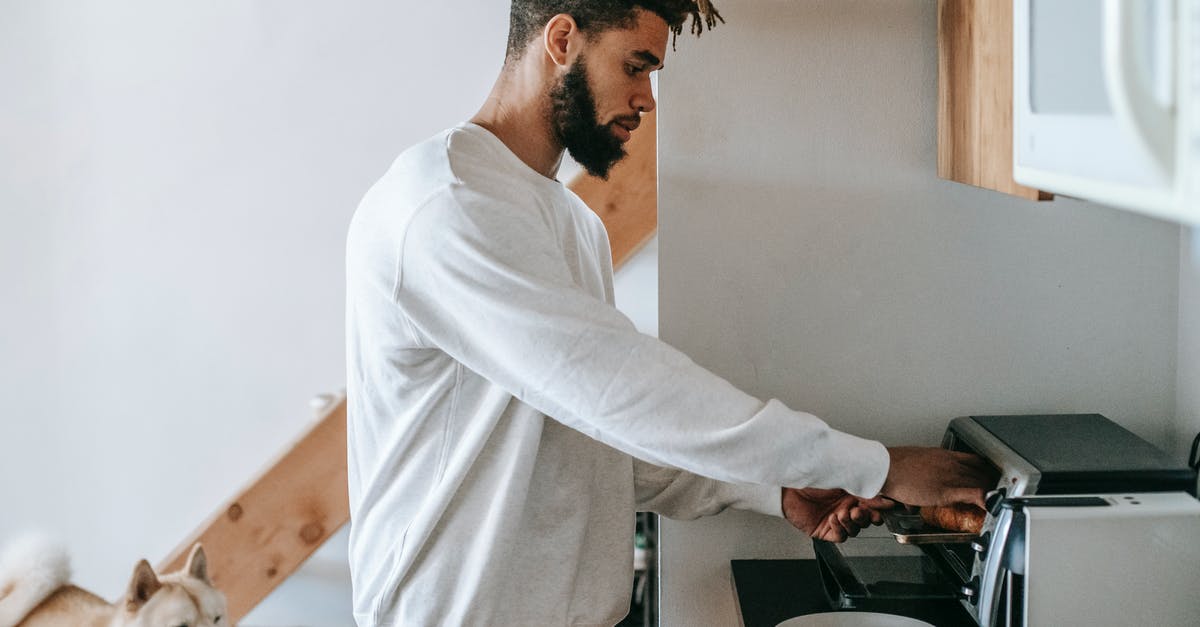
625, 64, 643, 76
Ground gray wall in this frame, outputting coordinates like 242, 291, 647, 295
1174, 230, 1200, 459
656, 1, 1181, 624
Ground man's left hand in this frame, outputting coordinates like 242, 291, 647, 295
781, 487, 895, 542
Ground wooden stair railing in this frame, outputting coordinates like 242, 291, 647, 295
162, 110, 658, 623
158, 396, 349, 621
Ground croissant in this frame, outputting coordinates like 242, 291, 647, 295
919, 503, 986, 534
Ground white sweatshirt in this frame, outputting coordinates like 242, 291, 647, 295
344, 123, 889, 626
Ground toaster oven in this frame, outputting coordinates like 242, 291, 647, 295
814, 414, 1200, 626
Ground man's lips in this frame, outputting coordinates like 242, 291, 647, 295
610, 118, 640, 142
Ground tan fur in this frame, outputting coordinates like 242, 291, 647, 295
12, 545, 227, 627
17, 585, 111, 627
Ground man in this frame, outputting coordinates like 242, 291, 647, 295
345, 2, 993, 625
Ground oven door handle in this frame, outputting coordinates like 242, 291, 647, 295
977, 504, 1025, 627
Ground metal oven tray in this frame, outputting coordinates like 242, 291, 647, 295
882, 509, 980, 545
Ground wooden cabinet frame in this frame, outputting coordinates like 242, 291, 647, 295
937, 0, 1052, 201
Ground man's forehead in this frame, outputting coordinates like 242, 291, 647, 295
593, 10, 669, 62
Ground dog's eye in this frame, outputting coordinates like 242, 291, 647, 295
214, 617, 222, 624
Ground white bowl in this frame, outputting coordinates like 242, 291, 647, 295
776, 612, 934, 627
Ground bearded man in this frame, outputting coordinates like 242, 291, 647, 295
344, 2, 993, 625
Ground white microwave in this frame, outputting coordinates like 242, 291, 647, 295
1013, 0, 1199, 225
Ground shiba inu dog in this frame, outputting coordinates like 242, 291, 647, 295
0, 534, 228, 627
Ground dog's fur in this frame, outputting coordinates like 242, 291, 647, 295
0, 535, 227, 627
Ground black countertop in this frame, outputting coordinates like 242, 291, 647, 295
730, 560, 976, 627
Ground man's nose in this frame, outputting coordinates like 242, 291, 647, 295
632, 80, 656, 114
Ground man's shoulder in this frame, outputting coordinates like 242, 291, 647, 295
380, 125, 521, 198
355, 128, 473, 217
387, 127, 459, 187
352, 124, 561, 249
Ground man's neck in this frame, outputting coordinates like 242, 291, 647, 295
470, 66, 564, 180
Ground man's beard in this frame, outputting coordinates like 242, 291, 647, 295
550, 57, 628, 180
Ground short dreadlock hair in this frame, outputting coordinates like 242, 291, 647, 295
505, 0, 723, 61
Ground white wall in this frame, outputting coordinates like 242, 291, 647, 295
655, 1, 1181, 625
0, 1, 508, 622
615, 236, 660, 338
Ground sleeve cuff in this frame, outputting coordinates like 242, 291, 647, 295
727, 484, 785, 518
789, 422, 891, 498
841, 438, 889, 498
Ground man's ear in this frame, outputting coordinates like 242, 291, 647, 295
184, 543, 211, 583
125, 559, 161, 610
543, 13, 579, 67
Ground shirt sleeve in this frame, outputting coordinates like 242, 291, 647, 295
634, 457, 783, 519
395, 189, 889, 497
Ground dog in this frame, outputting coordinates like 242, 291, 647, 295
0, 534, 228, 627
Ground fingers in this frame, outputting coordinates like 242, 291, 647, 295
838, 508, 853, 528
955, 451, 997, 473
953, 452, 1000, 486
815, 518, 848, 542
944, 486, 987, 509
940, 454, 995, 508
848, 505, 878, 526
820, 522, 855, 543
836, 509, 867, 540
859, 495, 897, 511
819, 501, 892, 542
850, 497, 892, 526
823, 528, 848, 542
882, 447, 998, 508
952, 450, 988, 465
858, 505, 884, 525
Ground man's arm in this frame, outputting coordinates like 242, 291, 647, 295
396, 192, 887, 494
633, 457, 782, 520
634, 460, 901, 543
634, 452, 988, 543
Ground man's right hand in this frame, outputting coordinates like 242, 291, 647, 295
879, 446, 996, 508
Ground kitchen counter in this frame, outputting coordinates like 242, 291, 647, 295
730, 560, 976, 627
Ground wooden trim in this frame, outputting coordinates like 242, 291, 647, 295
158, 396, 349, 624
937, 0, 1052, 201
568, 109, 659, 267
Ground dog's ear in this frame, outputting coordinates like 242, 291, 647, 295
125, 559, 161, 610
185, 543, 211, 583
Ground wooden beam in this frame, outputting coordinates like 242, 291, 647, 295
158, 396, 348, 624
568, 109, 659, 267
163, 117, 660, 622
937, 0, 1051, 201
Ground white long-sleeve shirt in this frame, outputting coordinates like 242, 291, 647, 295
344, 123, 889, 626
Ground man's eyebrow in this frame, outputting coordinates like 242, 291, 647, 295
632, 50, 663, 69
